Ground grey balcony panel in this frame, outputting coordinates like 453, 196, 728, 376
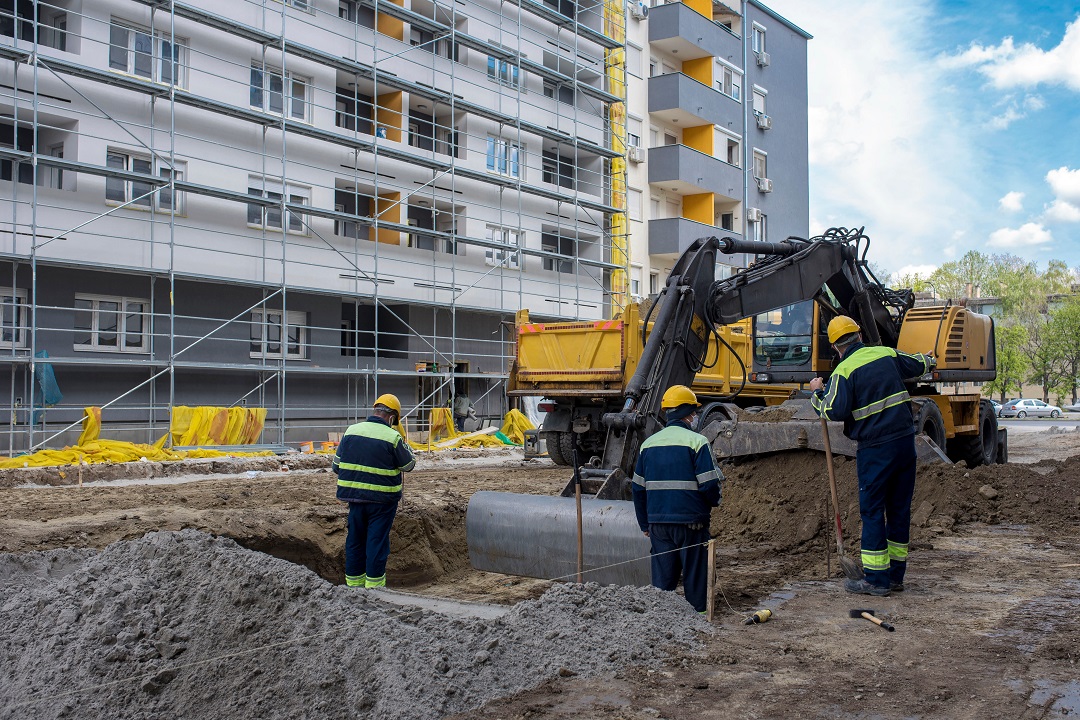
648, 73, 738, 127
648, 144, 743, 199
648, 3, 742, 62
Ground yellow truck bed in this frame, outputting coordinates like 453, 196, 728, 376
508, 302, 793, 404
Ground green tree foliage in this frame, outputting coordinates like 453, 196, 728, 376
984, 322, 1027, 402
1048, 295, 1080, 405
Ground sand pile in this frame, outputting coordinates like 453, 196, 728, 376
0, 530, 708, 720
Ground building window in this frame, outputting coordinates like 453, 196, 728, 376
74, 294, 150, 353
752, 24, 766, 53
338, 0, 376, 28
630, 265, 643, 296
726, 137, 740, 167
250, 309, 307, 360
108, 22, 186, 86
487, 56, 521, 88
105, 150, 186, 212
627, 117, 642, 147
43, 144, 65, 190
543, 81, 575, 104
717, 65, 741, 101
626, 43, 642, 78
485, 225, 521, 269
3, 3, 67, 50
628, 188, 642, 221
649, 272, 659, 295
752, 87, 767, 116
753, 150, 767, 179
542, 234, 574, 273
0, 289, 27, 348
542, 151, 575, 189
248, 178, 310, 234
286, 0, 313, 12
753, 214, 767, 242
486, 137, 523, 178
250, 63, 310, 121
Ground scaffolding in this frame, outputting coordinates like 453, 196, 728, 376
0, 0, 627, 451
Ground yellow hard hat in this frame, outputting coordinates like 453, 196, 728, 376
661, 385, 699, 410
374, 393, 402, 415
827, 315, 861, 345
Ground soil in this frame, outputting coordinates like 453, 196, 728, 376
2, 429, 1079, 719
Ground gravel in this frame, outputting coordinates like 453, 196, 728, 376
0, 529, 709, 720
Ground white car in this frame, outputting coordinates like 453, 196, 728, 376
998, 398, 1062, 419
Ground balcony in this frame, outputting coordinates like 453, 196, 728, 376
648, 73, 739, 127
648, 144, 743, 199
648, 3, 742, 63
649, 217, 748, 266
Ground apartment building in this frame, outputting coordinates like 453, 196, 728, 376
623, 0, 810, 296
0, 0, 629, 449
0, 0, 808, 451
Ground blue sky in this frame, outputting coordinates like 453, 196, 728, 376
762, 0, 1080, 280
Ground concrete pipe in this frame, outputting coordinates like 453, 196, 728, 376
466, 491, 652, 586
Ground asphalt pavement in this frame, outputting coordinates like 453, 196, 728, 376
997, 415, 1080, 434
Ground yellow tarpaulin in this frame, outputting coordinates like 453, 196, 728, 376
499, 409, 536, 446
77, 407, 102, 446
170, 406, 266, 446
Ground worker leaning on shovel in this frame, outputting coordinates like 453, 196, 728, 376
809, 316, 934, 597
333, 394, 416, 589
631, 385, 723, 613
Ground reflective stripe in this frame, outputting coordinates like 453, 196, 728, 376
814, 377, 844, 420
888, 540, 909, 561
346, 574, 366, 587
632, 472, 646, 487
344, 419, 404, 445
696, 470, 720, 486
645, 480, 700, 491
640, 424, 709, 452
834, 345, 898, 378
897, 350, 931, 377
365, 575, 386, 588
851, 390, 912, 421
335, 461, 399, 476
861, 549, 890, 571
337, 479, 403, 493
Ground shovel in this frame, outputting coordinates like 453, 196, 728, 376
821, 417, 864, 581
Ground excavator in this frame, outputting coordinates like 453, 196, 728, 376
467, 227, 1003, 586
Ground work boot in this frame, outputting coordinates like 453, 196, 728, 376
890, 582, 905, 592
844, 578, 890, 597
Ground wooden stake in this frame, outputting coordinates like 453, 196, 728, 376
706, 538, 717, 623
77, 454, 83, 488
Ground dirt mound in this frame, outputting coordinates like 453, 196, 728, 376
735, 407, 797, 423
0, 530, 707, 720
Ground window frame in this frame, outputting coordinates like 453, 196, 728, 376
627, 116, 643, 148
247, 177, 311, 235
485, 225, 522, 269
249, 308, 308, 360
73, 293, 151, 354
0, 288, 28, 349
752, 149, 768, 179
486, 136, 524, 179
752, 85, 767, 116
541, 234, 575, 274
752, 23, 767, 54
108, 20, 187, 87
627, 188, 643, 222
105, 149, 186, 213
487, 55, 522, 88
250, 62, 311, 122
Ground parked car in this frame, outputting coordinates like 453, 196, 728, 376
998, 398, 1062, 419
1063, 403, 1080, 413
990, 399, 1002, 417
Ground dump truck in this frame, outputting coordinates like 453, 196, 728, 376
468, 227, 1006, 585
508, 301, 794, 466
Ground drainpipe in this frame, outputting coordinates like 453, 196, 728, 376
741, 0, 750, 257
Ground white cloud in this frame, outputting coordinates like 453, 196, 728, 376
986, 95, 1046, 129
761, 0, 978, 274
940, 17, 1080, 90
894, 264, 938, 280
1045, 200, 1080, 222
998, 191, 1025, 212
987, 223, 1053, 248
1046, 166, 1080, 203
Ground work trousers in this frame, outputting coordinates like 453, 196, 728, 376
856, 434, 917, 589
648, 523, 711, 613
345, 500, 399, 588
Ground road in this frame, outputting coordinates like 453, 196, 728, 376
998, 415, 1080, 434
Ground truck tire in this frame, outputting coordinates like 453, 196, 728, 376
541, 432, 567, 466
913, 399, 946, 451
946, 400, 998, 468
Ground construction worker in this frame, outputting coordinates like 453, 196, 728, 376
452, 393, 476, 432
809, 316, 933, 596
631, 385, 723, 613
333, 393, 416, 589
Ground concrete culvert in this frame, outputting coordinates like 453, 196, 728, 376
0, 530, 709, 720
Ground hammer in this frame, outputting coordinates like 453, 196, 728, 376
850, 608, 895, 632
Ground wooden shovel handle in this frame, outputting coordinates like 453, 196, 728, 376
821, 417, 846, 554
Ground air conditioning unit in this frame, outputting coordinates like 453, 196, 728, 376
757, 177, 773, 193
630, 1, 649, 20
746, 207, 762, 223
756, 113, 772, 130
756, 51, 770, 67
627, 145, 646, 163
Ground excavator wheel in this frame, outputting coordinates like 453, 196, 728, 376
913, 399, 947, 451
946, 400, 998, 468
540, 431, 568, 466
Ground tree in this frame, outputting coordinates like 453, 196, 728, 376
891, 272, 931, 293
1019, 309, 1067, 403
928, 250, 992, 299
985, 322, 1027, 402
1048, 296, 1080, 404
